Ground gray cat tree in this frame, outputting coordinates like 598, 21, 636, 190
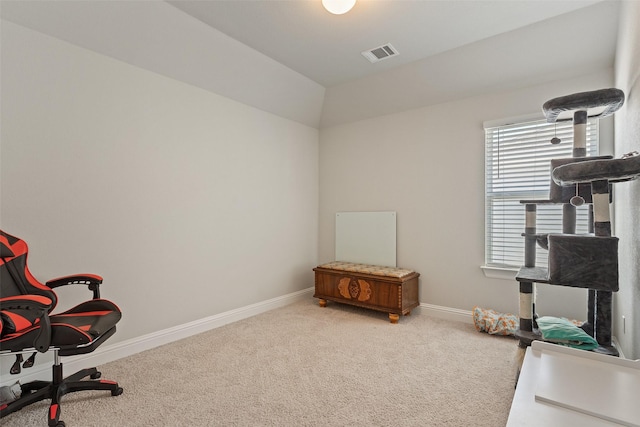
514, 88, 640, 356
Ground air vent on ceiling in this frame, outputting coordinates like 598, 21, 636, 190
361, 43, 399, 63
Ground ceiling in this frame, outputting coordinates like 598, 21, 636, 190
169, 0, 616, 88
0, 0, 621, 128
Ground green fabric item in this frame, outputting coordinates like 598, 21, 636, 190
536, 316, 599, 350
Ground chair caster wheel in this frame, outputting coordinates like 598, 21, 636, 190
112, 387, 124, 396
90, 371, 101, 379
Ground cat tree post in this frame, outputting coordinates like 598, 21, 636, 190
561, 109, 586, 235
519, 204, 537, 345
572, 110, 588, 158
591, 179, 612, 345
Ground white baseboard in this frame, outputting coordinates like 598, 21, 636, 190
1, 287, 314, 387
420, 303, 473, 324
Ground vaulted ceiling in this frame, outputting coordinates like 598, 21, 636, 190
1, 1, 620, 128
170, 0, 614, 88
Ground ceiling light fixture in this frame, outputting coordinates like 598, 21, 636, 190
322, 0, 356, 15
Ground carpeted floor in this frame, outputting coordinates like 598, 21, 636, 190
2, 299, 519, 426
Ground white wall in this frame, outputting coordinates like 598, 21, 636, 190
319, 69, 614, 320
0, 21, 319, 346
613, 0, 640, 359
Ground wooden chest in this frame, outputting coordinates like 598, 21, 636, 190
313, 261, 420, 323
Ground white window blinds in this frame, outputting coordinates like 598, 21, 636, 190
484, 117, 599, 269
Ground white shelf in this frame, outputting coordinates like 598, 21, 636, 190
507, 341, 640, 427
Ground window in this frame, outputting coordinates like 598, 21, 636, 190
484, 117, 599, 270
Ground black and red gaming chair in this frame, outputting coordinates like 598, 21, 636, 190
0, 229, 123, 427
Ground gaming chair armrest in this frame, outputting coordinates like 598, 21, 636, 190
46, 274, 104, 299
0, 295, 53, 353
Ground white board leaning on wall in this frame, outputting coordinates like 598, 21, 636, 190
335, 211, 396, 267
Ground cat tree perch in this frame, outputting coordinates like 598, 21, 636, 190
515, 88, 640, 356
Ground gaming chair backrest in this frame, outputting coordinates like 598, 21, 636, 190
0, 230, 58, 312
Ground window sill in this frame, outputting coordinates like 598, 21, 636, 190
481, 265, 518, 281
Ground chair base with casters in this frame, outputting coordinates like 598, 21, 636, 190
1, 347, 123, 427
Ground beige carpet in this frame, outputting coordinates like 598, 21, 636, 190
2, 299, 519, 426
